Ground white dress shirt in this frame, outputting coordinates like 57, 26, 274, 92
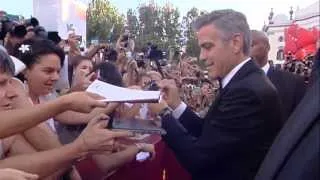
173, 58, 251, 119
261, 63, 270, 75
221, 58, 251, 88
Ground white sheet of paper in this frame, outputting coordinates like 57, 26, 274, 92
86, 80, 161, 103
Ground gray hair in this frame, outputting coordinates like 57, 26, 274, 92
0, 45, 15, 75
192, 9, 251, 55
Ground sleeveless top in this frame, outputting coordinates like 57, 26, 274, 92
20, 79, 57, 132
39, 93, 58, 132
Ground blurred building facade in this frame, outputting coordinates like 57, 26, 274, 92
263, 1, 320, 63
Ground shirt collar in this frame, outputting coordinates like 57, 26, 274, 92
261, 63, 270, 74
221, 58, 251, 88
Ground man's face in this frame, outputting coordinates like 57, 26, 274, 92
250, 36, 269, 67
0, 72, 17, 111
197, 24, 236, 79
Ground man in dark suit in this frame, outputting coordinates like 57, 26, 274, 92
149, 10, 283, 180
255, 48, 320, 180
250, 30, 306, 122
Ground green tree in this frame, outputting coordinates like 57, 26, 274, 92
135, 4, 163, 49
87, 0, 124, 44
129, 2, 182, 53
126, 9, 139, 38
181, 7, 201, 58
161, 6, 182, 50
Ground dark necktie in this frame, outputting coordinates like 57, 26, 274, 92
205, 77, 222, 117
215, 77, 223, 98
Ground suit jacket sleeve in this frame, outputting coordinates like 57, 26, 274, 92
162, 88, 263, 175
293, 76, 306, 110
178, 107, 204, 137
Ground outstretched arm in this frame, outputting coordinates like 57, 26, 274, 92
0, 92, 106, 138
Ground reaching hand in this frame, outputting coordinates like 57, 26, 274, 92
61, 92, 107, 113
148, 99, 168, 115
72, 69, 95, 91
158, 79, 182, 109
136, 143, 156, 160
75, 114, 132, 153
0, 168, 39, 180
128, 85, 142, 90
69, 167, 82, 180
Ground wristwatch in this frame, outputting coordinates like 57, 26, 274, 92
158, 107, 173, 117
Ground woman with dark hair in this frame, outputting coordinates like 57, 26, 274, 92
13, 38, 65, 131
68, 55, 95, 92
12, 38, 85, 179
14, 40, 101, 128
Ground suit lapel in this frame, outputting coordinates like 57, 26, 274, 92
226, 59, 262, 89
205, 84, 224, 117
206, 60, 261, 116
255, 77, 320, 180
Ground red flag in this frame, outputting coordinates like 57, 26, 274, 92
284, 26, 298, 54
294, 44, 316, 60
284, 24, 319, 60
312, 27, 320, 40
295, 26, 317, 49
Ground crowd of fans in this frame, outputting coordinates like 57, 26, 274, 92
0, 16, 224, 180
0, 12, 318, 180
281, 58, 314, 83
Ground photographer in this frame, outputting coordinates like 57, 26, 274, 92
146, 44, 165, 78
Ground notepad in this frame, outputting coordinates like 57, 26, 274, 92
111, 118, 167, 135
86, 80, 161, 103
